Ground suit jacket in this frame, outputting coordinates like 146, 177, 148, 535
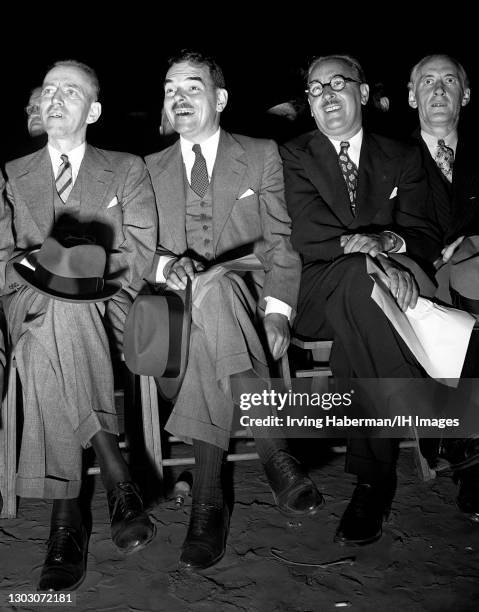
1, 144, 158, 296
280, 130, 440, 270
145, 130, 301, 310
415, 130, 479, 245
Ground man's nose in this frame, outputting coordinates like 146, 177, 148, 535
323, 87, 337, 100
433, 81, 446, 95
51, 88, 64, 104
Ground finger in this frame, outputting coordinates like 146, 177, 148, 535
166, 274, 182, 290
340, 235, 352, 247
408, 279, 419, 310
399, 274, 413, 312
181, 260, 196, 280
343, 234, 362, 253
170, 267, 188, 290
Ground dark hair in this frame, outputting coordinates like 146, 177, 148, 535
306, 54, 366, 84
167, 49, 226, 89
47, 59, 100, 100
408, 54, 469, 91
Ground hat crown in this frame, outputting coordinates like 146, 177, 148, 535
37, 237, 106, 279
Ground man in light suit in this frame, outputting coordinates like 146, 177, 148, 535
408, 54, 479, 517
146, 50, 323, 570
281, 54, 440, 546
0, 60, 157, 590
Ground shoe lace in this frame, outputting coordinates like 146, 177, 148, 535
47, 527, 81, 563
109, 483, 142, 521
269, 451, 301, 484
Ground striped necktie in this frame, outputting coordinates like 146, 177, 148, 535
191, 144, 209, 198
435, 139, 454, 183
56, 154, 73, 203
338, 141, 359, 215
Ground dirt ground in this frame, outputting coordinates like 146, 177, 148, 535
1, 442, 479, 612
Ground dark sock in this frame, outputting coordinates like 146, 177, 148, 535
192, 439, 224, 507
90, 430, 131, 493
231, 369, 288, 464
51, 498, 83, 533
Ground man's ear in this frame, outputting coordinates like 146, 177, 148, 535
360, 83, 369, 106
462, 87, 471, 107
408, 88, 418, 109
216, 88, 228, 112
87, 101, 102, 125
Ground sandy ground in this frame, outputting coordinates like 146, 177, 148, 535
1, 442, 479, 612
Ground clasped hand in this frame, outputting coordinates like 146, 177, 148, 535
164, 256, 205, 290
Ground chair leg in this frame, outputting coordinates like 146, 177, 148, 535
1, 360, 17, 518
139, 375, 164, 484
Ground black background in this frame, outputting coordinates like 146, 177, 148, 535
1, 10, 476, 162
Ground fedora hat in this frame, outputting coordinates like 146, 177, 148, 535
14, 236, 121, 303
124, 278, 192, 402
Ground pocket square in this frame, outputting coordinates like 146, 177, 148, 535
238, 188, 254, 199
389, 187, 398, 199
107, 196, 119, 209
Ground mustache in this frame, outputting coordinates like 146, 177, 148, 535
172, 103, 194, 111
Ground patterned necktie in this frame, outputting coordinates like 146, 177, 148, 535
338, 141, 359, 215
435, 139, 454, 183
191, 144, 209, 198
56, 154, 73, 203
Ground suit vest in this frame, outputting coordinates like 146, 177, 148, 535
184, 173, 214, 262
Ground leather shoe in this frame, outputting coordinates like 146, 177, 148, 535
37, 525, 87, 592
107, 481, 155, 554
263, 450, 324, 516
335, 482, 393, 546
179, 502, 229, 570
455, 464, 479, 518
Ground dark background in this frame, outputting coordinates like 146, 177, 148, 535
1, 12, 476, 163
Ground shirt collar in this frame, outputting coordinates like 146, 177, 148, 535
326, 128, 363, 166
421, 129, 458, 155
47, 142, 86, 182
180, 129, 221, 179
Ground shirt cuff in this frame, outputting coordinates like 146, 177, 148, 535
156, 255, 177, 283
264, 296, 292, 321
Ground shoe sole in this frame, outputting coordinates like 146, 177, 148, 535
334, 530, 382, 546
178, 547, 226, 571
115, 523, 156, 555
273, 492, 326, 518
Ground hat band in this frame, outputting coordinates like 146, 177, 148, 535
34, 263, 105, 296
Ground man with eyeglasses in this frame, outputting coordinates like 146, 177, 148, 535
408, 54, 479, 519
281, 54, 440, 546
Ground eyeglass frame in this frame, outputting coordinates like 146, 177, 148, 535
25, 104, 40, 116
305, 74, 362, 98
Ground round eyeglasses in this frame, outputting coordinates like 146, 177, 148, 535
305, 75, 361, 98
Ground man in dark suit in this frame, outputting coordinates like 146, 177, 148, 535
408, 54, 479, 517
146, 50, 323, 570
281, 54, 439, 545
0, 60, 157, 590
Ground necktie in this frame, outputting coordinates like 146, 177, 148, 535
435, 139, 454, 183
338, 141, 359, 215
191, 144, 209, 198
56, 154, 73, 203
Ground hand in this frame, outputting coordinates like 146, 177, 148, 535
165, 256, 205, 290
376, 254, 419, 311
441, 235, 465, 264
263, 313, 290, 361
341, 232, 397, 257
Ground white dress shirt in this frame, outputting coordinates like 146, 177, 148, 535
327, 128, 405, 253
48, 142, 86, 183
156, 129, 291, 319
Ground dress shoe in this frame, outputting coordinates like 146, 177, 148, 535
335, 482, 393, 546
263, 450, 324, 517
37, 525, 87, 592
107, 481, 155, 554
455, 464, 479, 518
440, 437, 479, 471
179, 502, 229, 570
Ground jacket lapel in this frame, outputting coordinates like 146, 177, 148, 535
355, 133, 396, 227
212, 131, 248, 250
301, 131, 355, 227
15, 147, 55, 237
78, 145, 115, 217
149, 142, 187, 253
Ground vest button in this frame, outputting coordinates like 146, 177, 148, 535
200, 201, 206, 207
204, 239, 211, 245
202, 225, 208, 230
205, 252, 212, 259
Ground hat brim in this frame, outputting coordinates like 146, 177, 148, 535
155, 282, 192, 402
14, 263, 121, 303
